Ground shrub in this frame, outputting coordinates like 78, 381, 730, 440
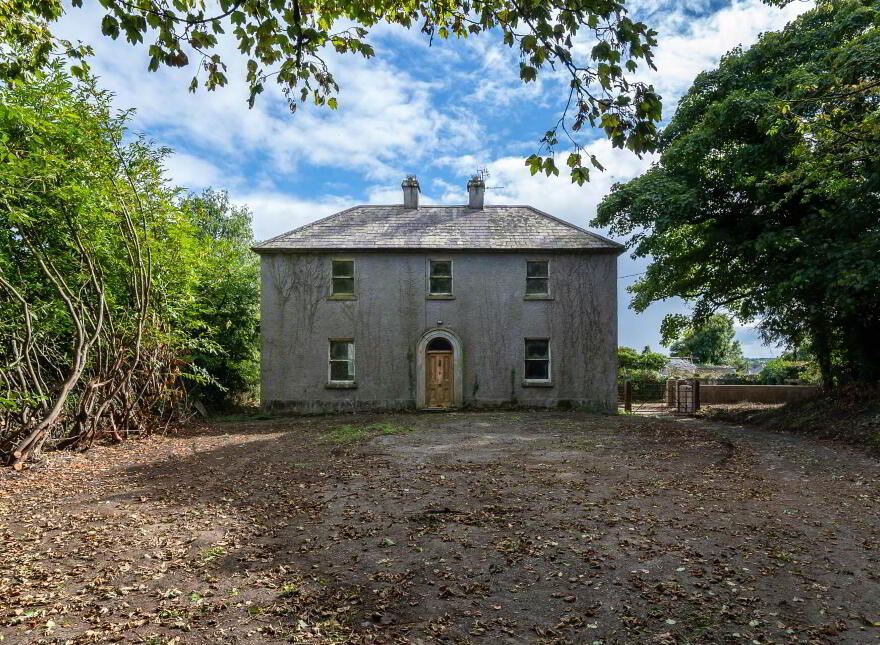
759, 359, 810, 384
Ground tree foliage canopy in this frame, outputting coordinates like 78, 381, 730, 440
759, 359, 813, 385
593, 0, 880, 386
663, 314, 745, 368
0, 0, 663, 184
617, 346, 667, 374
180, 189, 260, 406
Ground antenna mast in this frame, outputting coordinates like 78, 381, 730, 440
476, 167, 505, 190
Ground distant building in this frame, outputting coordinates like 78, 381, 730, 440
661, 357, 737, 378
661, 357, 699, 376
695, 364, 737, 377
747, 358, 775, 375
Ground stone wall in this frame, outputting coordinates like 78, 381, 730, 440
700, 385, 820, 405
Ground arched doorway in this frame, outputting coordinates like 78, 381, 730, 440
416, 329, 463, 409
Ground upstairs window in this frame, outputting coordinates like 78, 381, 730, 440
331, 260, 354, 297
526, 260, 549, 296
328, 340, 355, 382
524, 338, 551, 381
429, 260, 453, 296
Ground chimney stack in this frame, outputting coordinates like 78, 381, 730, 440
467, 175, 485, 209
402, 175, 420, 208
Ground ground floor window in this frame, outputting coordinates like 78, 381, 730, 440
329, 339, 355, 382
524, 338, 551, 381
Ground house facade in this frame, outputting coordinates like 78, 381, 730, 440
252, 176, 623, 412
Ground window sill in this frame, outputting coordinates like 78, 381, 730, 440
328, 295, 357, 301
426, 294, 455, 300
522, 380, 554, 388
326, 382, 357, 389
524, 295, 553, 301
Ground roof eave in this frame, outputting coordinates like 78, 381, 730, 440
251, 246, 624, 254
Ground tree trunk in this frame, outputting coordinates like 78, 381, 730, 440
811, 316, 834, 391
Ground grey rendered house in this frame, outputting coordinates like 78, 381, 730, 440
252, 176, 623, 412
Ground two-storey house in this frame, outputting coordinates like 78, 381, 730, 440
252, 176, 623, 412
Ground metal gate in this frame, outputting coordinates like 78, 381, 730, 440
676, 382, 694, 413
618, 380, 668, 413
666, 378, 701, 414
619, 379, 701, 414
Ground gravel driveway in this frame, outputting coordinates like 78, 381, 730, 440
2, 411, 878, 644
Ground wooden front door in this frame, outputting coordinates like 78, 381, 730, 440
426, 351, 454, 408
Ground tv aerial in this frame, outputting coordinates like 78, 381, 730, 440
475, 167, 505, 190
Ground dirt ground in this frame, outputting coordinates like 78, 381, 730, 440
2, 411, 879, 644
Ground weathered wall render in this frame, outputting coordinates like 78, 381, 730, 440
260, 250, 617, 412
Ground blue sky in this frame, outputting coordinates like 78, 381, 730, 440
56, 0, 809, 357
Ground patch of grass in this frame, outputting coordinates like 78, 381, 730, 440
197, 546, 226, 562
158, 608, 184, 619
680, 609, 719, 642
322, 422, 414, 444
217, 412, 275, 422
572, 404, 616, 414
141, 636, 166, 645
279, 582, 298, 596
323, 424, 369, 444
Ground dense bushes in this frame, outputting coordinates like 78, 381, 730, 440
618, 346, 667, 379
0, 66, 259, 467
179, 190, 260, 407
758, 359, 820, 385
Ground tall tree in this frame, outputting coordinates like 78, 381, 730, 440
593, 0, 880, 387
1, 0, 663, 185
663, 314, 745, 368
181, 189, 260, 407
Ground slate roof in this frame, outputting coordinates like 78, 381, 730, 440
661, 357, 699, 376
252, 205, 623, 252
661, 358, 738, 377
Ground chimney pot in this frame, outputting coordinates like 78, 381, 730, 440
467, 175, 485, 209
402, 175, 420, 208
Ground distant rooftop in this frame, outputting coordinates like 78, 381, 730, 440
662, 357, 699, 376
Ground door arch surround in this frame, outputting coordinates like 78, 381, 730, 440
416, 328, 463, 409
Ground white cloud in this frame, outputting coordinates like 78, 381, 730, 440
636, 0, 811, 110
232, 191, 353, 240
476, 138, 656, 230
736, 325, 783, 358
55, 5, 483, 183
162, 152, 230, 192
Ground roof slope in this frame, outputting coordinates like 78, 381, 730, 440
253, 205, 623, 252
662, 357, 699, 376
